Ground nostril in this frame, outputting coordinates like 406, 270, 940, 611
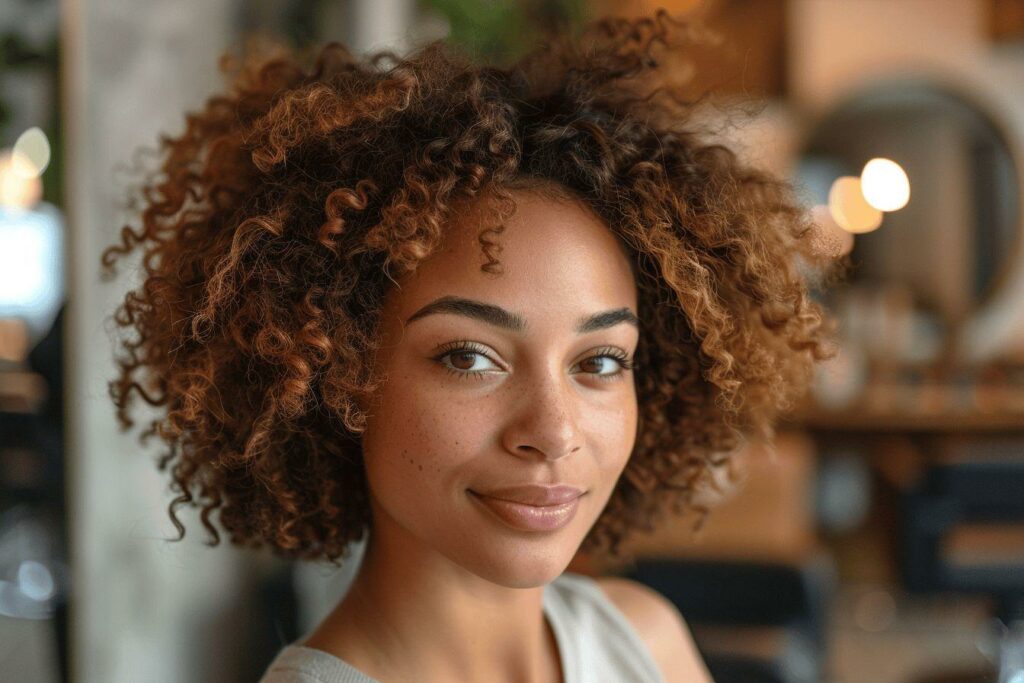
515, 443, 582, 459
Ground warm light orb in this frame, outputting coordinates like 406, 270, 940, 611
828, 176, 883, 234
860, 157, 910, 211
12, 127, 51, 178
0, 150, 43, 210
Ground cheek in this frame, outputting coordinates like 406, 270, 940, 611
361, 374, 490, 501
588, 387, 638, 467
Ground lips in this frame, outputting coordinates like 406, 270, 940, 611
470, 484, 584, 506
468, 484, 585, 532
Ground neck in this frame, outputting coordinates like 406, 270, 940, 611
302, 526, 564, 683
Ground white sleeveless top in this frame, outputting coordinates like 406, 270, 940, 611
258, 571, 665, 683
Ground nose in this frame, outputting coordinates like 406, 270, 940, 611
500, 371, 584, 461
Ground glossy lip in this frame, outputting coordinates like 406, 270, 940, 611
469, 484, 585, 506
469, 490, 584, 532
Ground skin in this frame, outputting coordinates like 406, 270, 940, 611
302, 187, 709, 682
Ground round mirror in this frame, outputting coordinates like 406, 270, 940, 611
796, 77, 1022, 365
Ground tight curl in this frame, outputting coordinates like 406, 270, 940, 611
102, 12, 837, 564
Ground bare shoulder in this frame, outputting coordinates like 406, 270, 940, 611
595, 576, 712, 683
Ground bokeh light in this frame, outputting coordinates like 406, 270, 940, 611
828, 176, 883, 234
17, 560, 55, 602
0, 150, 43, 209
12, 127, 51, 178
860, 157, 910, 211
0, 203, 64, 340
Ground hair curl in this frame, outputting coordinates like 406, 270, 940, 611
102, 11, 837, 564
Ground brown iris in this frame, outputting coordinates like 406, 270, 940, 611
449, 351, 479, 371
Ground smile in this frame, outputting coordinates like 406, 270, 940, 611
468, 490, 583, 532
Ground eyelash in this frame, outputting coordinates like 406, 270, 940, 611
431, 341, 637, 382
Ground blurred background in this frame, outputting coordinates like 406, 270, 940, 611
2, 0, 1024, 681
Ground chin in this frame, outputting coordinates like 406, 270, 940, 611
451, 536, 583, 589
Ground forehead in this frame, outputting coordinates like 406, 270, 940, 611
384, 189, 638, 323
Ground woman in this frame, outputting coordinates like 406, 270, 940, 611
102, 11, 835, 682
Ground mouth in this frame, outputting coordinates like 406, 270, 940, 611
469, 484, 585, 506
468, 490, 584, 533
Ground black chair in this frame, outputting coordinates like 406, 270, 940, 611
901, 451, 1024, 682
902, 455, 1024, 624
624, 557, 834, 683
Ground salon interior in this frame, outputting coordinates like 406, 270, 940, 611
3, 0, 1024, 681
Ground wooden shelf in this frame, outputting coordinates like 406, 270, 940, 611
785, 408, 1024, 434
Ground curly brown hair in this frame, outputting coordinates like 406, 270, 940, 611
101, 11, 836, 564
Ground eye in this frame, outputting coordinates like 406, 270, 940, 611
433, 341, 502, 379
576, 347, 637, 382
433, 342, 637, 382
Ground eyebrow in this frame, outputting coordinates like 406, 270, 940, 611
404, 295, 639, 334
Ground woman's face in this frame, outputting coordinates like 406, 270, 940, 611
360, 188, 639, 588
